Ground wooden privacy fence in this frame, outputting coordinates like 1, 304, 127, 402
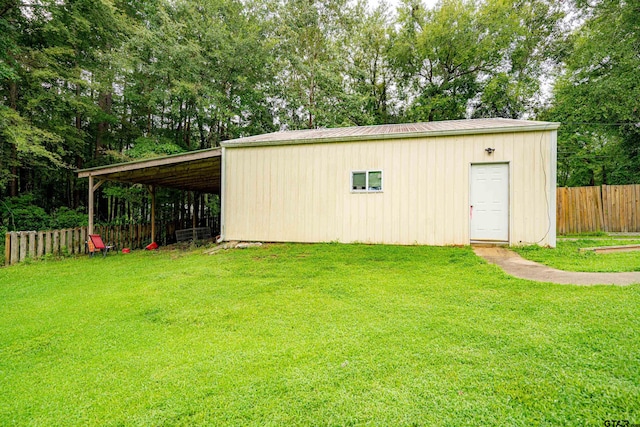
557, 186, 604, 234
557, 184, 640, 234
4, 224, 154, 266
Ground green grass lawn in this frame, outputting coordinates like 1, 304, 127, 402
514, 238, 640, 272
1, 244, 639, 426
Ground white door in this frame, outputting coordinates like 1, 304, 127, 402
470, 163, 509, 242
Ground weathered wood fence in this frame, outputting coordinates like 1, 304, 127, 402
557, 184, 640, 234
3, 214, 220, 266
4, 224, 154, 266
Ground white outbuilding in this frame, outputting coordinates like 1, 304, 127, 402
220, 118, 559, 247
79, 118, 559, 248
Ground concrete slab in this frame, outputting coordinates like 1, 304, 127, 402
473, 246, 640, 286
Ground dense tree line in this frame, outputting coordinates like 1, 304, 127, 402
546, 0, 640, 186
0, 0, 638, 232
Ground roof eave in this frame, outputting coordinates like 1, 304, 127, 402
221, 123, 561, 148
77, 147, 221, 178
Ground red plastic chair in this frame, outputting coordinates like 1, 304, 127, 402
87, 234, 113, 257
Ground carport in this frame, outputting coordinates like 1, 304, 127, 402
77, 148, 221, 240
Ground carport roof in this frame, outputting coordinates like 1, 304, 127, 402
77, 148, 221, 193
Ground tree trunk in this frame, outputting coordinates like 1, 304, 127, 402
71, 76, 84, 208
9, 80, 18, 197
308, 79, 314, 129
96, 91, 112, 156
10, 145, 18, 197
176, 101, 184, 144
69, 173, 77, 209
185, 112, 191, 149
196, 111, 206, 149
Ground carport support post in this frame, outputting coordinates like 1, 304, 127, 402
149, 185, 156, 243
88, 176, 94, 235
88, 177, 106, 236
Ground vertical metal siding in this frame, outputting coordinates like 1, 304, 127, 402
224, 131, 554, 246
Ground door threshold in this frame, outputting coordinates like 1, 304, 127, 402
470, 240, 509, 247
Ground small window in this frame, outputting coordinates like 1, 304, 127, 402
368, 171, 382, 191
351, 170, 383, 192
352, 172, 367, 190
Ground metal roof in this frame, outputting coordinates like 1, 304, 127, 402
222, 118, 560, 148
77, 148, 221, 193
76, 118, 559, 192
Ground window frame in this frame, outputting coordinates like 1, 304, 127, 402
351, 170, 383, 193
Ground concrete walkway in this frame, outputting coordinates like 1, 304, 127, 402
473, 246, 640, 286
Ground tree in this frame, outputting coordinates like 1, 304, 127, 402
390, 0, 564, 122
342, 1, 397, 125
0, 1, 70, 197
272, 0, 356, 129
390, 0, 502, 121
0, 0, 20, 82
472, 0, 565, 119
118, 0, 275, 150
549, 0, 640, 185
0, 105, 65, 189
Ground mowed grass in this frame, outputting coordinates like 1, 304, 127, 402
514, 238, 640, 272
0, 244, 639, 426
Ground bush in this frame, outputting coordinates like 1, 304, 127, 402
0, 195, 50, 231
0, 195, 88, 232
50, 207, 88, 229
126, 136, 185, 159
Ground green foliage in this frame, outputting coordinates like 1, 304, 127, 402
472, 0, 564, 118
0, 106, 66, 188
0, 0, 20, 81
272, 0, 355, 128
205, 194, 221, 217
548, 0, 640, 185
49, 207, 88, 229
0, 195, 51, 231
551, 125, 635, 186
118, 0, 276, 148
0, 244, 639, 424
473, 73, 534, 119
391, 0, 563, 122
342, 3, 396, 125
0, 195, 87, 231
125, 137, 185, 159
1, 0, 637, 222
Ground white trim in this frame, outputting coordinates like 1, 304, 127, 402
218, 147, 226, 243
351, 170, 383, 193
549, 130, 557, 248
